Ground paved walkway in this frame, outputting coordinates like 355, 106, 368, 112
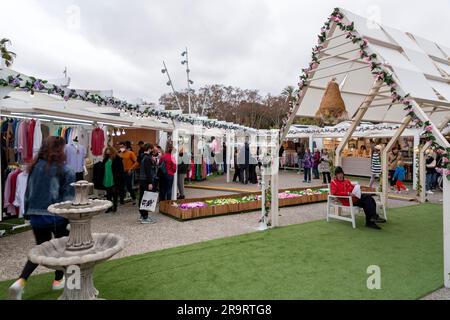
0, 170, 446, 299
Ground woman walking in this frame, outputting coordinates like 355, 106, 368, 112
103, 146, 125, 213
303, 148, 313, 183
9, 136, 75, 300
138, 144, 158, 224
369, 145, 382, 188
319, 149, 332, 184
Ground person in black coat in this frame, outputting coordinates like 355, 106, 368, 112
139, 144, 158, 223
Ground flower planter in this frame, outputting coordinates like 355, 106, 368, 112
159, 185, 330, 220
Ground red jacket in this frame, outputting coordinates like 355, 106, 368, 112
330, 178, 358, 206
161, 153, 177, 176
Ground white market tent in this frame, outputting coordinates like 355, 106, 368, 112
283, 8, 450, 288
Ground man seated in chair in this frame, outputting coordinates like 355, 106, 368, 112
330, 166, 386, 230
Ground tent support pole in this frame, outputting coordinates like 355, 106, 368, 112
0, 87, 13, 222
171, 128, 179, 201
226, 131, 231, 183
381, 116, 412, 208
335, 79, 384, 166
444, 174, 450, 288
270, 130, 280, 228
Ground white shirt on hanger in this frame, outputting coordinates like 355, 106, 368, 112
13, 171, 29, 218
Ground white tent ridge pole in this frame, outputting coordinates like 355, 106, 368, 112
318, 48, 361, 62
308, 65, 369, 83
279, 22, 338, 143
320, 39, 354, 53
335, 79, 384, 166
312, 57, 362, 73
381, 115, 412, 208
308, 85, 391, 99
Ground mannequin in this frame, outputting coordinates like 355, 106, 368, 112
66, 136, 87, 181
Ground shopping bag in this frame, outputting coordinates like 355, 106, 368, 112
140, 191, 159, 212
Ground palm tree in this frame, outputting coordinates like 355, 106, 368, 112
1, 38, 16, 67
281, 85, 299, 104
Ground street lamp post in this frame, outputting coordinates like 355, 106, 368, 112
161, 61, 182, 111
181, 47, 194, 115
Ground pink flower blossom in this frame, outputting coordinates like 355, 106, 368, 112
425, 125, 433, 132
442, 157, 449, 163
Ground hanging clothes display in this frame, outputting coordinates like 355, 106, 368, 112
32, 120, 43, 157
13, 170, 28, 218
65, 142, 87, 181
3, 167, 22, 217
91, 127, 105, 156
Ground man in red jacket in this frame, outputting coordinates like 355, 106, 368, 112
330, 166, 386, 230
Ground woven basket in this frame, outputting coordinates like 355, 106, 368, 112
315, 79, 349, 125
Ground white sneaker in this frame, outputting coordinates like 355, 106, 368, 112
9, 279, 26, 300
141, 218, 156, 224
426, 190, 434, 195
52, 277, 65, 290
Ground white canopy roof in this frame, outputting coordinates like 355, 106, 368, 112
297, 8, 450, 125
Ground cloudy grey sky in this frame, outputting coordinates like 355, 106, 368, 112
2, 0, 449, 102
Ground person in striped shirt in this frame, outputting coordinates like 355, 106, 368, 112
369, 144, 382, 189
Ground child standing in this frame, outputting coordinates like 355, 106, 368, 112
393, 160, 409, 193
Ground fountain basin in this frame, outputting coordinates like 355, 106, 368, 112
29, 233, 125, 268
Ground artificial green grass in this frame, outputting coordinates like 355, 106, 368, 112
0, 203, 443, 300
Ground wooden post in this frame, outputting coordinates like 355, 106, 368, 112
444, 175, 450, 288
381, 116, 412, 207
335, 80, 384, 166
270, 130, 280, 227
419, 141, 432, 203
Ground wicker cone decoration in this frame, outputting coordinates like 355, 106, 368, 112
315, 78, 349, 125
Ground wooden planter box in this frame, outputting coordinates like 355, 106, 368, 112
160, 185, 329, 221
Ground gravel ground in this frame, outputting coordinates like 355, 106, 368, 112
0, 170, 446, 299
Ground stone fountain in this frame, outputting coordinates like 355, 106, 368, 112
28, 180, 125, 300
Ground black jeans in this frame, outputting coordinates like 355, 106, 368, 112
388, 170, 397, 186
139, 180, 153, 219
105, 186, 118, 211
120, 172, 136, 202
160, 175, 174, 201
354, 194, 378, 223
75, 172, 84, 181
19, 222, 69, 281
312, 166, 320, 179
240, 165, 250, 184
304, 168, 311, 182
233, 167, 241, 182
322, 172, 331, 184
